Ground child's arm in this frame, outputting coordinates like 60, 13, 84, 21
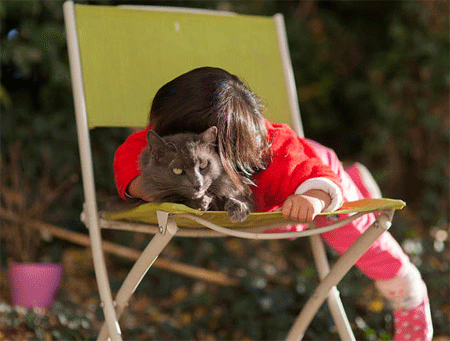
114, 127, 150, 200
281, 189, 331, 222
127, 175, 153, 202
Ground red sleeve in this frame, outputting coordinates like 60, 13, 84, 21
251, 120, 342, 212
114, 127, 150, 199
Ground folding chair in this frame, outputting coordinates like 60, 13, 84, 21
63, 2, 405, 340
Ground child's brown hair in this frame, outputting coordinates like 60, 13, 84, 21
149, 67, 271, 194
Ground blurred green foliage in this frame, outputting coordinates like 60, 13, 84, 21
282, 1, 449, 231
1, 0, 447, 229
0, 0, 448, 339
1, 0, 81, 222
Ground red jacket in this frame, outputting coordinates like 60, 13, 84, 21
114, 120, 342, 212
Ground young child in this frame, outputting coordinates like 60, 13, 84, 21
114, 67, 432, 341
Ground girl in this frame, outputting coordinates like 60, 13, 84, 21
114, 67, 432, 341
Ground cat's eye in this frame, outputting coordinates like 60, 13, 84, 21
199, 161, 209, 169
172, 168, 183, 175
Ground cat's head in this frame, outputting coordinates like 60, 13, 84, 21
140, 127, 222, 200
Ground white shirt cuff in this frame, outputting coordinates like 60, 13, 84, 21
295, 177, 343, 213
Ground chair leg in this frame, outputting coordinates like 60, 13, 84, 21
97, 218, 178, 341
285, 211, 393, 341
84, 209, 122, 341
309, 233, 355, 341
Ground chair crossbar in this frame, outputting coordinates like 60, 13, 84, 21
97, 216, 270, 237
175, 211, 368, 240
96, 210, 368, 239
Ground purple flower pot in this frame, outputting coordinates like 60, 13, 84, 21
8, 262, 62, 309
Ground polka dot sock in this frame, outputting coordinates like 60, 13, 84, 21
375, 263, 433, 341
393, 282, 433, 341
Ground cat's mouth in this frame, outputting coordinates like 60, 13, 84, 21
191, 186, 210, 199
192, 191, 206, 199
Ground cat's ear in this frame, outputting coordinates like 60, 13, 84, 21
146, 130, 170, 158
200, 126, 218, 145
146, 130, 165, 147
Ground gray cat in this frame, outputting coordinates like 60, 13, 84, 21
139, 127, 253, 223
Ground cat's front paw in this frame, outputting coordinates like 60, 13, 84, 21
225, 198, 250, 223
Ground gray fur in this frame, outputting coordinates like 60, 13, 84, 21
139, 127, 252, 222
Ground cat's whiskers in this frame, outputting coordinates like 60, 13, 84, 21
144, 184, 208, 197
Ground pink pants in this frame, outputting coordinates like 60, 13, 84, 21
308, 140, 410, 281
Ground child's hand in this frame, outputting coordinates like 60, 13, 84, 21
281, 190, 331, 222
127, 175, 153, 202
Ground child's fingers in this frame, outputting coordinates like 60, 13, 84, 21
289, 200, 302, 220
282, 198, 293, 218
282, 198, 297, 221
282, 195, 316, 222
306, 206, 315, 222
296, 206, 311, 222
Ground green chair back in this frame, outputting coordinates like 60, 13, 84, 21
73, 4, 293, 129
